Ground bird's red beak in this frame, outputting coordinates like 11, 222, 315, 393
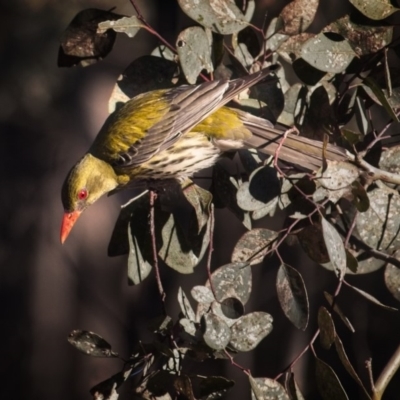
60, 211, 81, 244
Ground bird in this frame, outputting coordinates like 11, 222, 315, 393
61, 65, 347, 243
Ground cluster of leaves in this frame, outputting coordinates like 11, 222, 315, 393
60, 0, 400, 399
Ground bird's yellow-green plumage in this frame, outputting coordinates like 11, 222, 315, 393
60, 65, 281, 242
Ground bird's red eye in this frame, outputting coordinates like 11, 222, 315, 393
77, 189, 88, 200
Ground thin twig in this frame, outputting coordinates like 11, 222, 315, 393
149, 190, 166, 308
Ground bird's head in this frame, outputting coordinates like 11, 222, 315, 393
60, 153, 120, 244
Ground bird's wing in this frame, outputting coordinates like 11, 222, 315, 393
109, 65, 279, 169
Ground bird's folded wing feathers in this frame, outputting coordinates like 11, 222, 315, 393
109, 66, 279, 169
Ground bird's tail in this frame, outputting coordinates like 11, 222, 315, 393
237, 111, 348, 171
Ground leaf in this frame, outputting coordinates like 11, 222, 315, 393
232, 228, 278, 265
198, 375, 234, 398
323, 15, 393, 56
317, 161, 360, 203
174, 375, 195, 400
250, 376, 290, 400
384, 261, 400, 302
345, 282, 398, 311
182, 182, 212, 233
315, 357, 349, 400
108, 55, 180, 112
178, 0, 255, 35
334, 336, 371, 399
351, 181, 370, 213
176, 27, 213, 84
127, 221, 153, 285
206, 262, 252, 305
280, 0, 319, 35
321, 218, 347, 280
237, 165, 281, 211
285, 372, 305, 400
301, 33, 356, 73
58, 9, 120, 67
297, 222, 330, 264
212, 163, 252, 230
97, 16, 144, 38
318, 307, 336, 349
90, 365, 134, 400
178, 287, 196, 321
363, 77, 399, 122
191, 285, 215, 304
324, 292, 355, 332
202, 313, 231, 350
276, 264, 309, 330
349, 0, 400, 20
68, 330, 118, 358
229, 312, 273, 352
356, 188, 400, 252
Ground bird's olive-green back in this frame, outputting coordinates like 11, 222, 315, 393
89, 90, 171, 163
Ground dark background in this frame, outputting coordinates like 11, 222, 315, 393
2, 0, 400, 399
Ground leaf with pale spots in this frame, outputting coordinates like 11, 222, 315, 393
232, 228, 278, 265
301, 33, 355, 73
177, 27, 213, 84
321, 217, 347, 280
178, 0, 255, 35
250, 376, 290, 400
229, 312, 273, 352
68, 330, 118, 358
276, 264, 309, 330
318, 307, 336, 349
202, 313, 231, 350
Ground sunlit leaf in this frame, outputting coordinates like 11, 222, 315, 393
301, 33, 355, 73
176, 27, 213, 84
202, 313, 231, 350
98, 16, 144, 38
230, 312, 273, 352
250, 376, 290, 400
349, 0, 400, 20
232, 228, 278, 265
178, 0, 254, 34
280, 0, 319, 35
321, 218, 347, 280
